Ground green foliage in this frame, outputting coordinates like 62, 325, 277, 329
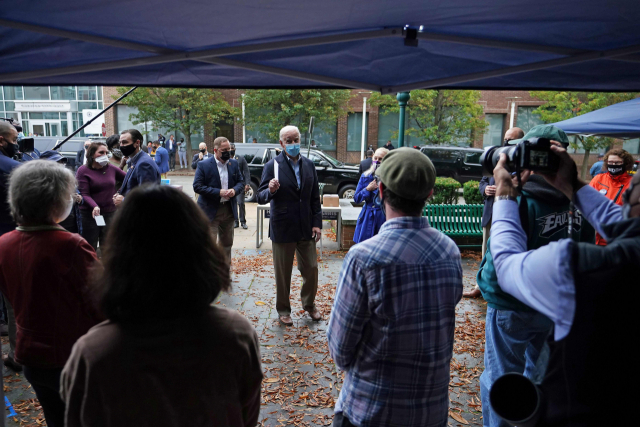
428, 177, 461, 205
243, 90, 353, 142
115, 87, 239, 159
369, 90, 487, 146
529, 91, 639, 177
463, 181, 483, 204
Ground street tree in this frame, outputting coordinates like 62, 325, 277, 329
242, 89, 353, 143
369, 90, 487, 146
530, 91, 638, 178
114, 87, 238, 160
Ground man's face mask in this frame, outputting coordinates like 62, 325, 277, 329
608, 164, 625, 175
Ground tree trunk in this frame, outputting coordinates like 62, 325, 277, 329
581, 148, 591, 180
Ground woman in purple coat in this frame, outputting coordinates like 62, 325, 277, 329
353, 147, 389, 244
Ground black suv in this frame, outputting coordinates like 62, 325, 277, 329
234, 144, 360, 202
31, 137, 96, 169
419, 146, 484, 183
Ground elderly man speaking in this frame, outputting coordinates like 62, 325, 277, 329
258, 125, 322, 326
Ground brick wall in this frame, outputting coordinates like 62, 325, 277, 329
341, 224, 356, 250
102, 86, 120, 136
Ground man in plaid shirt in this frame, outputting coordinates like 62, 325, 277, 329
328, 148, 463, 427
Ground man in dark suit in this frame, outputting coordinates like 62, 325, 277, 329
113, 129, 161, 207
193, 137, 244, 263
166, 135, 177, 171
75, 140, 91, 171
358, 149, 374, 176
464, 126, 523, 298
383, 140, 395, 151
192, 142, 214, 170
258, 125, 322, 326
230, 143, 251, 229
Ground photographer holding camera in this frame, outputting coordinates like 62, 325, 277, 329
489, 136, 639, 424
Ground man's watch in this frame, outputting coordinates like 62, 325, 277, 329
496, 195, 517, 202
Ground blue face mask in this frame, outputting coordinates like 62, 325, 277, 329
285, 143, 300, 157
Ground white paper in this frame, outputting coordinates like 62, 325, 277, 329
94, 215, 106, 226
274, 160, 279, 181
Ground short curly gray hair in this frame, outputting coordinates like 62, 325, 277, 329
9, 160, 76, 224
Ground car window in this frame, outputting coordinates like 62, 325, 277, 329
430, 149, 459, 162
464, 152, 481, 165
235, 146, 260, 164
302, 152, 324, 166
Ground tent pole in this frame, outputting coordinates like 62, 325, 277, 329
361, 97, 367, 160
397, 92, 410, 148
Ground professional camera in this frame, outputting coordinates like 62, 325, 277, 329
480, 137, 559, 176
1, 117, 22, 133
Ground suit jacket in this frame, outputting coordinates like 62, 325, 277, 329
0, 153, 20, 236
154, 146, 170, 174
235, 155, 251, 187
257, 153, 322, 244
479, 176, 496, 227
75, 148, 85, 171
166, 139, 177, 155
193, 157, 244, 222
119, 151, 161, 196
192, 152, 214, 170
359, 158, 373, 175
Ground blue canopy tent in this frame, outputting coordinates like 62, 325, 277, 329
553, 97, 640, 138
2, 0, 640, 92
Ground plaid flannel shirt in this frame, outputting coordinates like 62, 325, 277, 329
327, 217, 463, 427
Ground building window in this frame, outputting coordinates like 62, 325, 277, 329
23, 87, 50, 100
77, 86, 98, 101
51, 86, 77, 100
347, 112, 369, 151
483, 114, 505, 147
623, 138, 640, 155
516, 107, 544, 133
311, 120, 337, 151
3, 86, 23, 100
377, 109, 423, 148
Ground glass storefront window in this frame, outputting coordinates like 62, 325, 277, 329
3, 86, 23, 100
77, 86, 97, 101
78, 102, 98, 110
377, 109, 421, 147
483, 114, 505, 147
61, 121, 68, 137
51, 86, 77, 100
97, 87, 103, 100
516, 107, 544, 133
347, 112, 368, 151
43, 112, 60, 120
4, 101, 15, 112
29, 112, 44, 119
23, 87, 50, 100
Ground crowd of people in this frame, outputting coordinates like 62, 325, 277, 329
1, 117, 639, 427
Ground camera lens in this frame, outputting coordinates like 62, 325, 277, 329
480, 145, 518, 176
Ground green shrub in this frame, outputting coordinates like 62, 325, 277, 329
463, 180, 484, 205
428, 177, 461, 205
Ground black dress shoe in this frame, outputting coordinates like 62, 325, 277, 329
234, 222, 239, 228
3, 355, 23, 372
241, 223, 248, 229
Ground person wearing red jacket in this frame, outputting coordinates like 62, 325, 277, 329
589, 148, 634, 245
0, 160, 102, 427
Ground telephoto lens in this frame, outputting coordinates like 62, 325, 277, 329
480, 144, 519, 176
480, 137, 558, 176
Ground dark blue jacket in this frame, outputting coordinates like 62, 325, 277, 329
154, 146, 170, 174
165, 138, 177, 155
0, 153, 20, 236
119, 151, 161, 196
479, 176, 495, 227
193, 157, 244, 222
257, 152, 322, 244
353, 173, 385, 243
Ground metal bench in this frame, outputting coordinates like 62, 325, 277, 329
423, 204, 483, 247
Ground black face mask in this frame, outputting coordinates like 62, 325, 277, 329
608, 165, 624, 175
120, 143, 137, 157
200, 149, 206, 154
230, 150, 236, 157
3, 141, 18, 158
220, 151, 231, 162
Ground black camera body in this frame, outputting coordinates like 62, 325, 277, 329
480, 137, 559, 176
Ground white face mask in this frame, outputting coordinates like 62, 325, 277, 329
56, 195, 74, 223
96, 155, 109, 167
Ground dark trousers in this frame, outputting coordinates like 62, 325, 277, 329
23, 366, 65, 427
333, 412, 356, 427
169, 152, 176, 170
81, 210, 115, 251
235, 192, 246, 224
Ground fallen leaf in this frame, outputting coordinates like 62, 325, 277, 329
264, 378, 280, 383
255, 301, 267, 306
450, 412, 469, 425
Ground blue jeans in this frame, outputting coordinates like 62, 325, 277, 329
480, 307, 552, 427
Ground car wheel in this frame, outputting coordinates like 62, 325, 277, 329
245, 182, 258, 203
338, 184, 357, 200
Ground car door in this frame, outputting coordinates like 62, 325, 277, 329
460, 151, 484, 183
302, 151, 336, 190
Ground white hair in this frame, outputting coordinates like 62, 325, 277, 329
9, 160, 76, 224
279, 125, 300, 141
364, 147, 389, 176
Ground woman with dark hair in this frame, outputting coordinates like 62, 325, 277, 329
589, 147, 634, 245
61, 185, 263, 427
76, 141, 126, 251
0, 161, 102, 427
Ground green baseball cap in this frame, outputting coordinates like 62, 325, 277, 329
521, 124, 570, 145
375, 147, 436, 200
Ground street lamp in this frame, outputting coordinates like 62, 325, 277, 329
505, 96, 522, 129
397, 92, 411, 147
357, 91, 373, 160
